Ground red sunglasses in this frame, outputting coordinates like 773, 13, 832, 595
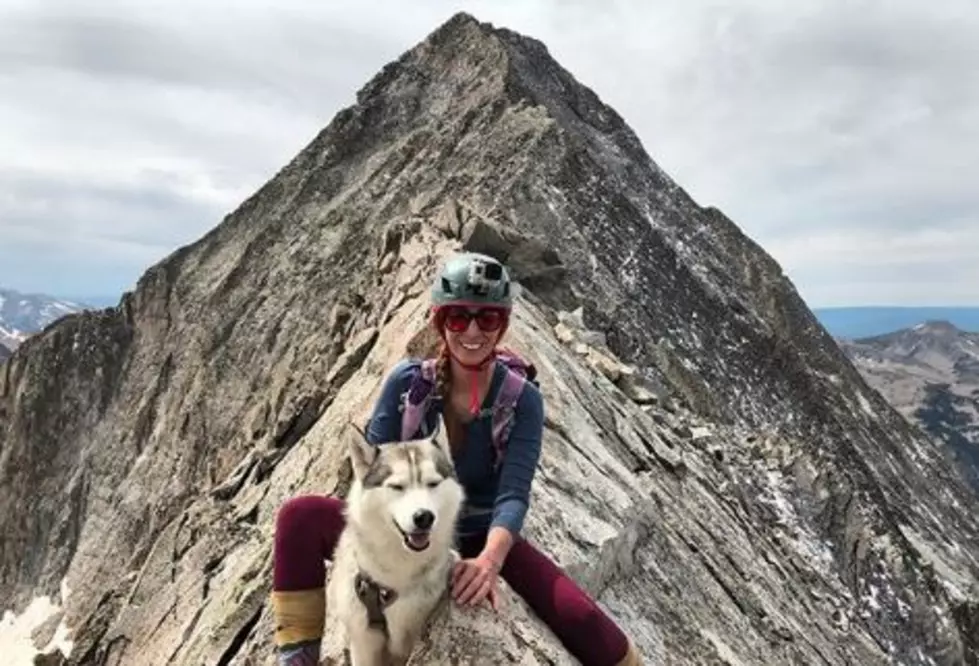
439, 306, 508, 333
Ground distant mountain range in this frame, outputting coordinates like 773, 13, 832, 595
814, 306, 979, 338
58, 294, 122, 309
4, 286, 975, 347
839, 320, 979, 495
0, 288, 89, 351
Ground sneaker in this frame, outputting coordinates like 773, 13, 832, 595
277, 640, 320, 666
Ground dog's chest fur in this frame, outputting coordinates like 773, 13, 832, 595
327, 528, 457, 663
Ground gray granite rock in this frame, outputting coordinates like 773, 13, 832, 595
2, 11, 978, 666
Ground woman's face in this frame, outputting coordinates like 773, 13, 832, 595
439, 305, 508, 366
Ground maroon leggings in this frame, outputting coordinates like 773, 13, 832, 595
273, 495, 630, 666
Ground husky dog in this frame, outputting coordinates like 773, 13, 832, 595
327, 424, 465, 666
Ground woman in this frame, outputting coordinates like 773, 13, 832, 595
271, 252, 643, 666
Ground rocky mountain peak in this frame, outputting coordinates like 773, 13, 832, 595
356, 10, 645, 156
0, 287, 85, 351
917, 319, 963, 334
892, 319, 965, 342
841, 320, 979, 501
2, 12, 979, 666
844, 319, 979, 372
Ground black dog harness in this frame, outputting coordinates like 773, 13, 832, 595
354, 570, 399, 635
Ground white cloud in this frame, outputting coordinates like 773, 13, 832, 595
767, 219, 979, 305
0, 0, 976, 306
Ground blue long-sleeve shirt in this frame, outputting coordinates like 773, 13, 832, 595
364, 357, 544, 537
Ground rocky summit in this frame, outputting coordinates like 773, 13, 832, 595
840, 321, 979, 497
2, 12, 979, 666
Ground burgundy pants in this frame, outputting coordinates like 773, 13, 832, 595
273, 495, 631, 666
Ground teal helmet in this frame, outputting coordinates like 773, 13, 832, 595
431, 252, 513, 308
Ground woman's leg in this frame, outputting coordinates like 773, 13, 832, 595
271, 495, 346, 659
499, 538, 642, 666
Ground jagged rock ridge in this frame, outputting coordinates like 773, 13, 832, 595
839, 320, 979, 495
2, 11, 979, 666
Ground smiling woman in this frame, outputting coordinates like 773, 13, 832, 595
270, 252, 644, 666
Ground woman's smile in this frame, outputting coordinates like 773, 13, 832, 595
450, 333, 494, 362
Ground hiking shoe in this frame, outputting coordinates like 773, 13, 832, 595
277, 641, 320, 666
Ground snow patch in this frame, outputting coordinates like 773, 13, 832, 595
0, 579, 74, 665
700, 629, 747, 666
861, 583, 883, 612
856, 391, 876, 418
898, 525, 974, 603
756, 469, 836, 576
690, 426, 712, 440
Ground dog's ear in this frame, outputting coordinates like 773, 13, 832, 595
346, 421, 375, 480
428, 416, 449, 454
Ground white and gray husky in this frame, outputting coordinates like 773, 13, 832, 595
327, 424, 465, 666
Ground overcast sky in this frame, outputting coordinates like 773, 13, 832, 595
1, 0, 977, 307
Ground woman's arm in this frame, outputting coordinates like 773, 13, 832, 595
453, 381, 544, 607
483, 381, 545, 564
479, 526, 515, 572
364, 358, 418, 445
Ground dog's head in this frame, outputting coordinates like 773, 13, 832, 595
346, 422, 465, 554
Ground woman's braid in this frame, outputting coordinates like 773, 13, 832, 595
434, 342, 452, 402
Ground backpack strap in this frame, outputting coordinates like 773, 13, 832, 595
399, 353, 535, 467
399, 359, 438, 441
494, 348, 538, 385
489, 361, 530, 470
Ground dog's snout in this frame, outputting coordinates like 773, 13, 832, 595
412, 509, 434, 530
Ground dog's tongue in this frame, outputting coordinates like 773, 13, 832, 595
407, 531, 430, 549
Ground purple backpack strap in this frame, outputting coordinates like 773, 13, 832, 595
400, 359, 438, 441
490, 367, 527, 470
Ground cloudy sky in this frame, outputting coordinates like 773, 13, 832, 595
1, 0, 976, 307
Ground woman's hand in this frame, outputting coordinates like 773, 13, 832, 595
451, 555, 501, 610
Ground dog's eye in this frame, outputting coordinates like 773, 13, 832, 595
388, 483, 404, 492
426, 479, 441, 489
